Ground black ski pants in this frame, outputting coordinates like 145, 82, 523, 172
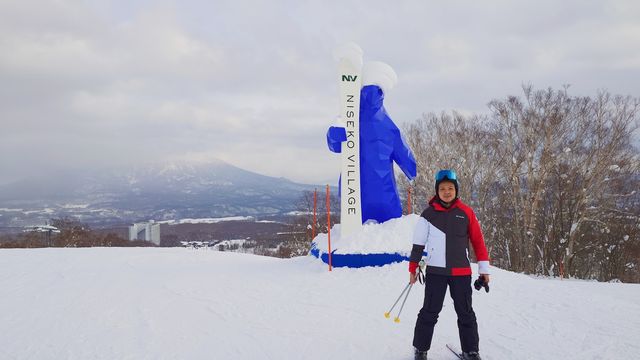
412, 273, 479, 353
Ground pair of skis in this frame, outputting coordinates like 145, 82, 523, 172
334, 43, 363, 238
446, 344, 464, 359
447, 344, 486, 359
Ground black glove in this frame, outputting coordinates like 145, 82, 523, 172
473, 275, 489, 293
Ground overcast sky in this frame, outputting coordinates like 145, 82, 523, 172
1, 0, 639, 185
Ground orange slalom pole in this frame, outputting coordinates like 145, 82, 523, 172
326, 184, 332, 271
312, 188, 317, 240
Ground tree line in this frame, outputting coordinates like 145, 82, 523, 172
0, 218, 155, 248
279, 190, 340, 258
399, 86, 639, 282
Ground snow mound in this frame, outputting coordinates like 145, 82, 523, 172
312, 214, 419, 255
310, 215, 421, 267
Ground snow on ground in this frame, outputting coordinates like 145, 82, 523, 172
286, 211, 313, 216
211, 239, 247, 251
0, 208, 23, 212
1, 248, 639, 360
158, 216, 254, 225
23, 208, 55, 215
60, 204, 90, 209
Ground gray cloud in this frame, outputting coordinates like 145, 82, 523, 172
1, 0, 639, 185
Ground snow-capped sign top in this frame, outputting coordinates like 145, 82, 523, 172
362, 61, 398, 94
333, 42, 363, 70
333, 43, 398, 94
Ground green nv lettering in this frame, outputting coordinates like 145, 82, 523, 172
342, 75, 358, 82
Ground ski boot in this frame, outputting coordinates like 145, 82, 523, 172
414, 348, 428, 360
461, 351, 482, 360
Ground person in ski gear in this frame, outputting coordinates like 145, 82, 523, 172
409, 169, 490, 360
327, 84, 416, 224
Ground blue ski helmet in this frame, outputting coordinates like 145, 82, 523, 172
435, 169, 459, 198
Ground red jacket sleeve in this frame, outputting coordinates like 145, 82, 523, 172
464, 207, 490, 262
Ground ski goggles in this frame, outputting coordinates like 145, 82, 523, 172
435, 169, 457, 182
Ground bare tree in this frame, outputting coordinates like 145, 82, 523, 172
399, 111, 502, 258
280, 189, 340, 257
401, 85, 640, 282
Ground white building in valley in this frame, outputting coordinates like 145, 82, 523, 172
129, 221, 160, 245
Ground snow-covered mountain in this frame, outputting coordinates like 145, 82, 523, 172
0, 159, 320, 227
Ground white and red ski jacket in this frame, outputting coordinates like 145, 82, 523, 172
409, 197, 490, 276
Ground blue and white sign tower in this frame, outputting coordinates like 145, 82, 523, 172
311, 43, 418, 268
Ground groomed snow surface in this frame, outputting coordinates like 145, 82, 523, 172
1, 248, 639, 360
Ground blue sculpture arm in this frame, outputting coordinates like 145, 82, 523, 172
392, 129, 417, 180
327, 126, 347, 153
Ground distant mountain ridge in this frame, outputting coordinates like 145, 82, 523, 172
0, 159, 319, 227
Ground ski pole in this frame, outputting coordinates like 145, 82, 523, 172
384, 282, 411, 319
394, 282, 413, 323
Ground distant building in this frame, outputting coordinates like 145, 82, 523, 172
129, 221, 160, 245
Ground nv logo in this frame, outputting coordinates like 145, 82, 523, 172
341, 74, 358, 82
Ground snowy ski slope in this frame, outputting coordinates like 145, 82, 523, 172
1, 247, 639, 360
